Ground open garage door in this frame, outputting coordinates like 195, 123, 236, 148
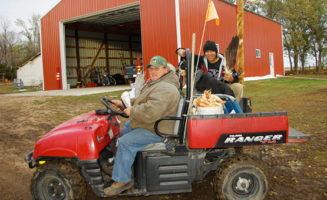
61, 2, 142, 89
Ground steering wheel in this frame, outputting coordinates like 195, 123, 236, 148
100, 98, 129, 118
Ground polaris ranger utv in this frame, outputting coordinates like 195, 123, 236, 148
25, 50, 309, 200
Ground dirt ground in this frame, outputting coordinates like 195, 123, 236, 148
0, 80, 326, 200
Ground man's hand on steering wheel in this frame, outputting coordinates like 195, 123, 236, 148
123, 106, 131, 116
100, 98, 129, 118
110, 99, 131, 117
110, 99, 124, 111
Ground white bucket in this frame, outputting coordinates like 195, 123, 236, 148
196, 104, 224, 115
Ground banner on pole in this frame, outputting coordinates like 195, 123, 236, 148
206, 0, 219, 26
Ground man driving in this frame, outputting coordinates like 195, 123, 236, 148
104, 56, 180, 196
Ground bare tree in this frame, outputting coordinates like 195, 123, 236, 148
0, 14, 41, 80
15, 13, 41, 59
307, 0, 327, 72
0, 18, 18, 69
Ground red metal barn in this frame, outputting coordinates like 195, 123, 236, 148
41, 0, 284, 90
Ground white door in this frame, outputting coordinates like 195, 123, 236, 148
269, 52, 275, 77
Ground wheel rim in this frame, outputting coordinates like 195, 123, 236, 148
231, 172, 258, 196
40, 176, 66, 200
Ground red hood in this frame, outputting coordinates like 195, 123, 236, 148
33, 111, 120, 160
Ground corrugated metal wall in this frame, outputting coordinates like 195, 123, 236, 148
179, 0, 284, 77
65, 29, 141, 86
140, 0, 178, 69
244, 10, 284, 76
41, 0, 283, 90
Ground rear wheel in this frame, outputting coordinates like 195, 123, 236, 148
31, 161, 87, 200
213, 156, 267, 200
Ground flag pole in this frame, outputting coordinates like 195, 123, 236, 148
195, 0, 211, 78
196, 20, 207, 69
194, 20, 207, 83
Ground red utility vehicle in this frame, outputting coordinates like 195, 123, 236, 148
25, 51, 309, 200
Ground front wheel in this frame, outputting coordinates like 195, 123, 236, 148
213, 156, 268, 200
31, 161, 87, 200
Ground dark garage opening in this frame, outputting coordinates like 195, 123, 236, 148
64, 4, 142, 88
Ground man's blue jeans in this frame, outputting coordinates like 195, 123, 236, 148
112, 121, 162, 183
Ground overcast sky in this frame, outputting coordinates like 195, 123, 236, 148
0, 0, 61, 30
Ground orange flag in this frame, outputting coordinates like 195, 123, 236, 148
206, 0, 219, 25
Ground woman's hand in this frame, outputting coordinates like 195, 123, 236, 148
223, 72, 234, 83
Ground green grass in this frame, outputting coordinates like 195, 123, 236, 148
291, 74, 327, 79
0, 82, 41, 94
31, 90, 128, 122
33, 90, 126, 105
244, 77, 327, 111
245, 77, 327, 96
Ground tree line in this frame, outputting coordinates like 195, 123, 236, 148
1, 1, 326, 80
0, 14, 40, 80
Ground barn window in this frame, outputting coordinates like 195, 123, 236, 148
256, 49, 261, 58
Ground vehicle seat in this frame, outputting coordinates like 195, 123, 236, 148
142, 97, 185, 151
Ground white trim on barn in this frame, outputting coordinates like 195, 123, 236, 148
59, 21, 68, 90
175, 0, 182, 51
